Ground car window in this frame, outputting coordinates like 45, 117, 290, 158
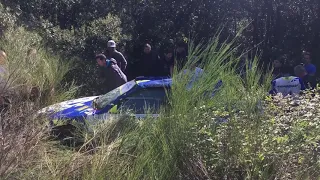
94, 80, 136, 109
119, 88, 168, 114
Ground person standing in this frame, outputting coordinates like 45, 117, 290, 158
95, 54, 127, 94
137, 43, 160, 77
302, 51, 316, 76
158, 48, 174, 77
106, 40, 127, 72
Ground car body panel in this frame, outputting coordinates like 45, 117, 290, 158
40, 75, 223, 125
39, 96, 98, 120
39, 77, 172, 123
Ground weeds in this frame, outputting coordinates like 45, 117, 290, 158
0, 27, 76, 106
0, 27, 76, 179
1, 25, 320, 180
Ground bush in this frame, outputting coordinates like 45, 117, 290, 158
0, 3, 17, 36
39, 14, 127, 96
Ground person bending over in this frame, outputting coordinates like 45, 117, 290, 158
96, 54, 127, 94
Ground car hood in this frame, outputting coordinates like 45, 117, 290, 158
39, 96, 99, 120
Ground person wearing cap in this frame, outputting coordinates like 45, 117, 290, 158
95, 54, 127, 94
107, 40, 127, 72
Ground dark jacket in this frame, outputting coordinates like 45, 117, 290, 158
138, 51, 160, 77
108, 50, 127, 71
98, 58, 127, 94
301, 74, 317, 89
157, 55, 174, 77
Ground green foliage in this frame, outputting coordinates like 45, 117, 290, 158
38, 14, 125, 96
4, 0, 320, 95
41, 14, 125, 57
1, 0, 320, 179
0, 2, 17, 35
3, 29, 320, 180
0, 27, 76, 105
194, 91, 320, 179
0, 25, 77, 180
4, 0, 320, 67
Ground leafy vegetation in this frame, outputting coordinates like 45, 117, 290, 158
1, 23, 320, 179
0, 27, 76, 105
2, 0, 320, 95
1, 1, 320, 179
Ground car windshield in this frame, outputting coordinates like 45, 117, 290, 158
119, 88, 169, 114
93, 80, 136, 109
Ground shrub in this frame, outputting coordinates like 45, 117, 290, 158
0, 101, 47, 179
0, 3, 17, 36
39, 14, 127, 96
38, 13, 126, 60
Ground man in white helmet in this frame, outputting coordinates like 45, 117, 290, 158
106, 40, 127, 71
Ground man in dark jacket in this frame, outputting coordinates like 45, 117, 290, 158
137, 44, 160, 77
96, 54, 127, 94
157, 48, 174, 77
107, 40, 127, 71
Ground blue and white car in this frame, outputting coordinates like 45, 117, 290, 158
40, 72, 224, 128
39, 77, 173, 126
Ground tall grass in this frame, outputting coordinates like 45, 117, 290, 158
2, 26, 320, 180
0, 27, 76, 105
73, 32, 273, 180
21, 31, 273, 180
0, 27, 77, 179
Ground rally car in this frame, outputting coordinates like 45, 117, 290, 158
39, 77, 173, 126
39, 75, 224, 142
40, 71, 224, 128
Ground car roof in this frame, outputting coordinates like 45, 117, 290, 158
135, 77, 172, 89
